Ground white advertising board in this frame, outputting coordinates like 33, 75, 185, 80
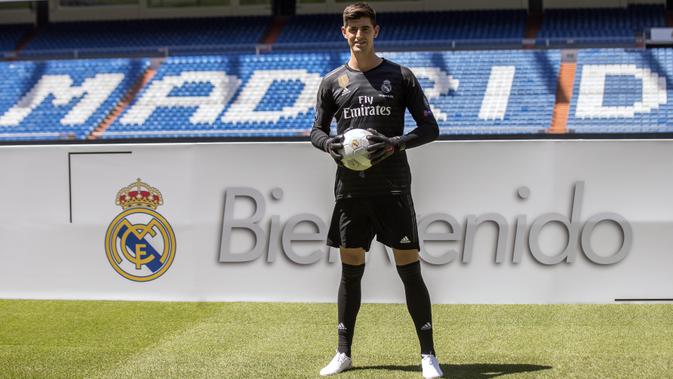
651, 28, 673, 44
0, 140, 672, 303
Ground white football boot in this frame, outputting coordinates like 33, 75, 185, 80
320, 351, 352, 376
421, 354, 444, 378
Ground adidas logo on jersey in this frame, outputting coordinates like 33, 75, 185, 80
400, 236, 411, 244
420, 322, 432, 331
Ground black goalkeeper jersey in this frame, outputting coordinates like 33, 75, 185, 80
310, 58, 439, 199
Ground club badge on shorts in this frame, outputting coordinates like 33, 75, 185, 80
105, 179, 176, 282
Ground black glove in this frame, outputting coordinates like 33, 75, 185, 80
323, 134, 344, 165
366, 129, 405, 166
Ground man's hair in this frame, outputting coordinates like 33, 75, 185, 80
343, 2, 376, 26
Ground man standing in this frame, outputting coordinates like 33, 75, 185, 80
310, 3, 443, 378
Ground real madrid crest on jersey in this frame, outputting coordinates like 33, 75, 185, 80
105, 179, 176, 282
381, 79, 392, 94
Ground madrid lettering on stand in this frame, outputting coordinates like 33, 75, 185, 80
0, 64, 666, 127
218, 182, 632, 266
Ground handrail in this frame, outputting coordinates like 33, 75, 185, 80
0, 36, 645, 62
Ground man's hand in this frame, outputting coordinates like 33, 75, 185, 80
323, 134, 344, 165
366, 129, 405, 166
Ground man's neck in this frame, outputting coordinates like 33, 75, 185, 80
348, 51, 382, 72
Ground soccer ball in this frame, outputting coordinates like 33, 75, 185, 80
340, 128, 373, 171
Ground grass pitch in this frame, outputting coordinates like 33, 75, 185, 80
0, 301, 672, 378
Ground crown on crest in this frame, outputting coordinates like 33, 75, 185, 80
115, 178, 163, 209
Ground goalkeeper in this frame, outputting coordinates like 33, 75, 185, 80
309, 2, 442, 378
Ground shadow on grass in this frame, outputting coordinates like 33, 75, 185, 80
350, 363, 552, 378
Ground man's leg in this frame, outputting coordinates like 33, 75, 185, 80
394, 249, 443, 378
320, 248, 365, 376
323, 198, 373, 375
337, 248, 366, 357
393, 249, 435, 356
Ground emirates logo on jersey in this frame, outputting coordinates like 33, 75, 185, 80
343, 105, 392, 119
344, 95, 392, 120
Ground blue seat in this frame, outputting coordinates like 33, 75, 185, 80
538, 5, 665, 44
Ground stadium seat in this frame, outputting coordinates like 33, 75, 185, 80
538, 5, 666, 45
24, 17, 270, 52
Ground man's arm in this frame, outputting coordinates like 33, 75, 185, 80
310, 78, 337, 151
399, 67, 439, 148
310, 77, 344, 163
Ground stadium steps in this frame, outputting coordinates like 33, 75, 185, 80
549, 62, 576, 134
524, 13, 542, 49
260, 16, 289, 44
525, 13, 542, 40
88, 58, 163, 140
12, 27, 38, 57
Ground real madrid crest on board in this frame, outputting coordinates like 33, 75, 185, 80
105, 179, 176, 282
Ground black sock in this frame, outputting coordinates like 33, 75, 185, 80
397, 261, 435, 356
337, 263, 365, 357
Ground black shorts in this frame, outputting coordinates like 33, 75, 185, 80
327, 194, 420, 251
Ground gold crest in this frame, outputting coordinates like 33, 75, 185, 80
338, 74, 349, 89
105, 179, 176, 282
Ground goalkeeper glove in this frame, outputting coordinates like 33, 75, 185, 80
366, 129, 406, 166
323, 134, 344, 165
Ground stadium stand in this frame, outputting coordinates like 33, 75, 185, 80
24, 17, 271, 52
0, 49, 559, 140
0, 58, 149, 141
538, 4, 666, 44
0, 5, 672, 142
104, 53, 337, 139
567, 48, 672, 133
4, 47, 672, 141
0, 24, 31, 53
99, 47, 668, 139
275, 10, 527, 45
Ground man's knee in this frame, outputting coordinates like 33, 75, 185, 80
393, 249, 420, 266
340, 247, 366, 265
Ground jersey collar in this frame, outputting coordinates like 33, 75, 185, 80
345, 57, 386, 73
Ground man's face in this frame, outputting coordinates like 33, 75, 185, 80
341, 17, 379, 54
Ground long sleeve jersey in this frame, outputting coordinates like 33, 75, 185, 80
311, 58, 439, 199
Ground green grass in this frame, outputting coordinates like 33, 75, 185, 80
0, 301, 672, 378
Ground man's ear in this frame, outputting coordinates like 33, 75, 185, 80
374, 24, 380, 38
341, 25, 348, 39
